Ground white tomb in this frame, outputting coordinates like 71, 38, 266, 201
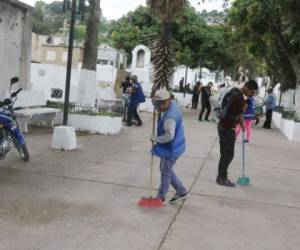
131, 45, 153, 96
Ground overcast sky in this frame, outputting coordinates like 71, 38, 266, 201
20, 0, 226, 20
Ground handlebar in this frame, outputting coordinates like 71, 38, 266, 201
0, 88, 22, 107
11, 88, 22, 98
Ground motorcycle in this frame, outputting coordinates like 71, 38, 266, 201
0, 77, 29, 161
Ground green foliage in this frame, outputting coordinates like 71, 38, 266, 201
32, 0, 66, 35
109, 7, 160, 55
228, 0, 300, 90
74, 25, 86, 42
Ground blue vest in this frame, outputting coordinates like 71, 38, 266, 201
152, 101, 186, 159
244, 97, 256, 120
131, 82, 145, 105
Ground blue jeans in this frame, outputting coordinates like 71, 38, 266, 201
157, 158, 187, 200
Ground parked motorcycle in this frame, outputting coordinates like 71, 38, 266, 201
0, 77, 29, 161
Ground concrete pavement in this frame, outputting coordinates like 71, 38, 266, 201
0, 108, 300, 250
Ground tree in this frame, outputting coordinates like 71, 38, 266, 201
108, 6, 160, 64
74, 25, 86, 44
148, 0, 186, 90
229, 0, 300, 90
32, 0, 66, 35
77, 0, 101, 105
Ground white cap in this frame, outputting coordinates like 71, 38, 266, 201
155, 90, 171, 102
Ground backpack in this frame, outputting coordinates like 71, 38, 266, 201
215, 88, 241, 120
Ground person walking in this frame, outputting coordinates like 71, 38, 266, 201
199, 82, 213, 121
126, 75, 145, 127
217, 80, 258, 187
120, 76, 132, 122
263, 89, 276, 129
151, 89, 188, 204
179, 77, 184, 93
236, 95, 256, 143
219, 83, 230, 105
192, 81, 201, 109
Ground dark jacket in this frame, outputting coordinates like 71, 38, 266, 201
201, 87, 211, 104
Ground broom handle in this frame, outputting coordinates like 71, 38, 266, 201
242, 130, 245, 177
149, 109, 156, 198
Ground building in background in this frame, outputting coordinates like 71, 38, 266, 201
97, 44, 128, 69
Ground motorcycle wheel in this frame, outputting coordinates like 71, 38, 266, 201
10, 133, 30, 161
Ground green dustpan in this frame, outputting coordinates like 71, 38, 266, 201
237, 176, 250, 185
237, 131, 250, 186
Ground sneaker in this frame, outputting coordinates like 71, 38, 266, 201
169, 193, 189, 204
157, 196, 166, 204
205, 118, 210, 122
243, 140, 249, 143
216, 176, 236, 187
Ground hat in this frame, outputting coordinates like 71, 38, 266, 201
130, 75, 137, 81
155, 90, 171, 102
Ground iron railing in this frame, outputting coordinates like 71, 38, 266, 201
47, 101, 124, 118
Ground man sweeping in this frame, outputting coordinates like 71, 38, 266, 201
217, 80, 258, 187
151, 90, 188, 204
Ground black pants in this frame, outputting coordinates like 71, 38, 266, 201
218, 127, 236, 179
192, 95, 199, 109
199, 102, 211, 120
263, 110, 273, 129
127, 103, 142, 125
122, 104, 128, 122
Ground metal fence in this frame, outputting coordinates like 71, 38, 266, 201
47, 101, 124, 118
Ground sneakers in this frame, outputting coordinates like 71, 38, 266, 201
135, 121, 143, 127
169, 193, 189, 204
216, 176, 236, 187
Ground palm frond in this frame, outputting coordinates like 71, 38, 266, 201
151, 35, 175, 89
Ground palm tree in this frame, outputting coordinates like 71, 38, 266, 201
77, 0, 100, 105
147, 0, 186, 90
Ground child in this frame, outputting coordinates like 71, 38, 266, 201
236, 95, 256, 143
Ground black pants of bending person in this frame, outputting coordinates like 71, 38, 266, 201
199, 102, 211, 120
127, 103, 142, 126
217, 127, 236, 179
263, 110, 273, 129
192, 95, 199, 109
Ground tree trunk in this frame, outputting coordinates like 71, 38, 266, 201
291, 57, 300, 118
215, 64, 221, 83
77, 0, 100, 105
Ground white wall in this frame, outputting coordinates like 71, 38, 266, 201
0, 0, 32, 99
96, 65, 118, 85
172, 67, 198, 88
30, 63, 117, 103
273, 111, 300, 142
172, 67, 216, 88
67, 114, 122, 135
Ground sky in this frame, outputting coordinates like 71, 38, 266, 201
20, 0, 227, 20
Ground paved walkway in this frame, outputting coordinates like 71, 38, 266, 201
0, 109, 300, 250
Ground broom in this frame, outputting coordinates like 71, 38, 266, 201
138, 109, 164, 208
237, 131, 250, 185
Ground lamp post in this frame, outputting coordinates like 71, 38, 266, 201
62, 0, 86, 125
